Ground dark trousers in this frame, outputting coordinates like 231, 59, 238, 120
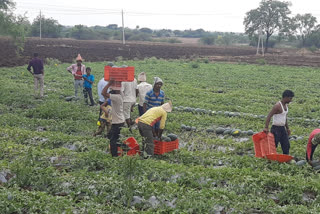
83, 87, 94, 105
108, 123, 124, 157
138, 105, 144, 116
138, 122, 154, 156
271, 125, 290, 155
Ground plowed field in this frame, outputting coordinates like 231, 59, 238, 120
1, 37, 320, 67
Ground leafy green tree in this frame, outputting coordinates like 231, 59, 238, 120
244, 0, 292, 52
31, 14, 62, 38
0, 0, 29, 53
291, 13, 318, 47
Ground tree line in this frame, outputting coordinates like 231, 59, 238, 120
2, 0, 320, 53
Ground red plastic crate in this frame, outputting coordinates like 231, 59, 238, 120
154, 139, 179, 155
104, 66, 135, 82
117, 137, 140, 156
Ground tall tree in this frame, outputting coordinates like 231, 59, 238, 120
0, 0, 29, 53
31, 14, 62, 38
244, 0, 292, 52
291, 13, 318, 47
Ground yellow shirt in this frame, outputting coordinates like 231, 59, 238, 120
139, 106, 167, 129
101, 105, 112, 123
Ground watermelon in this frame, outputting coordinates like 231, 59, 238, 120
185, 126, 192, 131
215, 127, 225, 134
191, 126, 196, 131
314, 165, 320, 170
247, 130, 254, 136
181, 124, 186, 129
162, 136, 172, 142
296, 160, 307, 166
232, 129, 241, 136
206, 128, 214, 133
167, 134, 178, 141
223, 129, 231, 135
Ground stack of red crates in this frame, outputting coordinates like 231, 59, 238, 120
154, 139, 179, 155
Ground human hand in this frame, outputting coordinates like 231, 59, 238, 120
263, 128, 269, 133
287, 129, 291, 136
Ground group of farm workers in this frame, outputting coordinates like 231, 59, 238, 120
68, 54, 172, 158
27, 53, 320, 163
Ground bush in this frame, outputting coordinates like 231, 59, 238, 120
45, 58, 61, 66
256, 58, 267, 65
191, 63, 199, 68
308, 45, 318, 53
200, 36, 215, 45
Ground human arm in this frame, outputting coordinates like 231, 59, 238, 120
40, 60, 44, 75
264, 103, 281, 133
67, 65, 73, 74
100, 102, 109, 114
27, 62, 33, 75
285, 118, 290, 136
101, 80, 114, 99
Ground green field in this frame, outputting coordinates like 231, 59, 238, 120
1, 58, 320, 213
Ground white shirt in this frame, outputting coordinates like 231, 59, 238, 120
137, 82, 153, 106
121, 78, 137, 103
272, 101, 288, 126
110, 94, 125, 124
97, 78, 109, 102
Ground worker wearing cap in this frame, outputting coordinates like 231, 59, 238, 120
306, 129, 320, 164
67, 54, 86, 98
137, 102, 172, 157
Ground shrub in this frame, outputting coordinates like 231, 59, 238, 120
200, 36, 215, 45
45, 58, 61, 66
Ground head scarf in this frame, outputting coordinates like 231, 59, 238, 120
153, 77, 163, 87
138, 72, 147, 81
161, 101, 172, 113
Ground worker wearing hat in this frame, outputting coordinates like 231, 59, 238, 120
137, 101, 172, 157
67, 54, 86, 98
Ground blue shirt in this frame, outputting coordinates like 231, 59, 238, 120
144, 89, 165, 109
83, 74, 94, 88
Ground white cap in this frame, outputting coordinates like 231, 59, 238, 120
161, 101, 172, 113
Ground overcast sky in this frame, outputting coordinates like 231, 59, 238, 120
14, 0, 320, 33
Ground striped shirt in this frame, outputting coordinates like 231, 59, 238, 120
139, 106, 167, 129
144, 89, 165, 110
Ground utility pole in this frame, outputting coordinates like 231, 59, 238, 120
39, 10, 42, 40
256, 26, 264, 56
122, 9, 125, 45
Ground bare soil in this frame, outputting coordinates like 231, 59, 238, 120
1, 37, 320, 67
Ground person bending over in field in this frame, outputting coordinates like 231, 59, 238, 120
306, 129, 320, 165
143, 77, 165, 138
263, 90, 294, 155
137, 101, 172, 157
67, 54, 86, 98
94, 99, 112, 137
137, 72, 152, 116
82, 67, 95, 106
102, 80, 125, 157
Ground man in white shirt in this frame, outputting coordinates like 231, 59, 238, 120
136, 72, 152, 116
102, 81, 125, 157
121, 78, 138, 128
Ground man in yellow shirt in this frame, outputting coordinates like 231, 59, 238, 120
138, 101, 172, 157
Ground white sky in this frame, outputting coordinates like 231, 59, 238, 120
13, 0, 320, 33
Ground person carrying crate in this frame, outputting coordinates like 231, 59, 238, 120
101, 80, 125, 157
263, 90, 294, 155
137, 101, 172, 157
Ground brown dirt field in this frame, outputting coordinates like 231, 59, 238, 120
1, 37, 320, 67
